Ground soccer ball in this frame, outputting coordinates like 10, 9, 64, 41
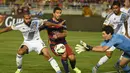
54, 44, 66, 55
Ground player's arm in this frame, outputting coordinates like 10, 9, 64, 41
44, 20, 66, 27
0, 26, 12, 34
92, 46, 109, 52
75, 40, 111, 54
53, 30, 67, 39
124, 21, 130, 38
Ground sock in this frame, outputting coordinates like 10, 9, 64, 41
122, 65, 130, 73
61, 59, 69, 73
69, 60, 76, 69
96, 55, 109, 68
115, 60, 120, 66
48, 57, 61, 72
16, 54, 23, 70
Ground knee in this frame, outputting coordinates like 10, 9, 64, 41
41, 48, 51, 59
17, 49, 26, 55
106, 51, 113, 59
119, 63, 126, 68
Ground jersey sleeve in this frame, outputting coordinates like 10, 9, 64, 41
100, 41, 107, 46
103, 13, 113, 25
127, 9, 130, 16
62, 23, 67, 30
121, 12, 129, 22
11, 23, 21, 30
104, 36, 123, 48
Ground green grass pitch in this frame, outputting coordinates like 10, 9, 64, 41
0, 30, 123, 73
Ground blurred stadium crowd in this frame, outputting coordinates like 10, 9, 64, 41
0, 0, 125, 16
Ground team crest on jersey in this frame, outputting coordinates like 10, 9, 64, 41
30, 20, 39, 31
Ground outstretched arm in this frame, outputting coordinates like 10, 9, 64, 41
0, 27, 12, 34
44, 20, 66, 27
92, 46, 109, 52
75, 41, 110, 54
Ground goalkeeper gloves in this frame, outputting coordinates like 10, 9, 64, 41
75, 40, 93, 54
80, 40, 93, 51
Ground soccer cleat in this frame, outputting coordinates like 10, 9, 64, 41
73, 67, 81, 73
114, 63, 121, 73
56, 70, 62, 73
92, 66, 98, 73
15, 69, 21, 73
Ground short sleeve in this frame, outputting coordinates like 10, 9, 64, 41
104, 36, 122, 48
120, 12, 129, 22
103, 13, 113, 25
11, 24, 20, 30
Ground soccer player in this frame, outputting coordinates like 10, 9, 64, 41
84, 1, 129, 73
120, 0, 130, 37
0, 14, 63, 73
75, 25, 130, 73
39, 7, 81, 73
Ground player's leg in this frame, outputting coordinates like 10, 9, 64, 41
65, 44, 81, 73
15, 45, 28, 73
41, 47, 61, 73
119, 53, 130, 73
114, 53, 123, 73
50, 45, 70, 73
92, 46, 115, 73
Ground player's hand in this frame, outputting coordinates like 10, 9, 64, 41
43, 19, 48, 22
80, 40, 93, 51
75, 44, 86, 54
80, 40, 87, 48
52, 35, 58, 39
58, 20, 66, 26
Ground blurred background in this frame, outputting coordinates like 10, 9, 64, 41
0, 0, 124, 15
0, 0, 125, 31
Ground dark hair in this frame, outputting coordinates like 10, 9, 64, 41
111, 1, 120, 8
53, 7, 62, 13
102, 25, 114, 35
23, 13, 31, 17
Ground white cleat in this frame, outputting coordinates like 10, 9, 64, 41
73, 67, 81, 73
92, 66, 97, 73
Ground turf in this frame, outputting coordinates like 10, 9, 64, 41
0, 30, 123, 73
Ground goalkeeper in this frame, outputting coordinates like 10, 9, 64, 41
75, 25, 130, 73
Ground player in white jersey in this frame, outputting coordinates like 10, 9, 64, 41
91, 1, 129, 73
120, 0, 130, 37
0, 14, 65, 73
114, 0, 130, 72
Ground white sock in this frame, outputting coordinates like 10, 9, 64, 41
96, 55, 109, 68
16, 54, 23, 70
48, 57, 61, 72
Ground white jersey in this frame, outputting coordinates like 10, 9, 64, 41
103, 12, 129, 35
11, 19, 44, 41
121, 7, 130, 35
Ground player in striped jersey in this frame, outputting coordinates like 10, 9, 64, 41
40, 7, 81, 73
0, 14, 64, 73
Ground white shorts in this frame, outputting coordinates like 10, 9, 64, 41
21, 39, 46, 54
106, 46, 116, 51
